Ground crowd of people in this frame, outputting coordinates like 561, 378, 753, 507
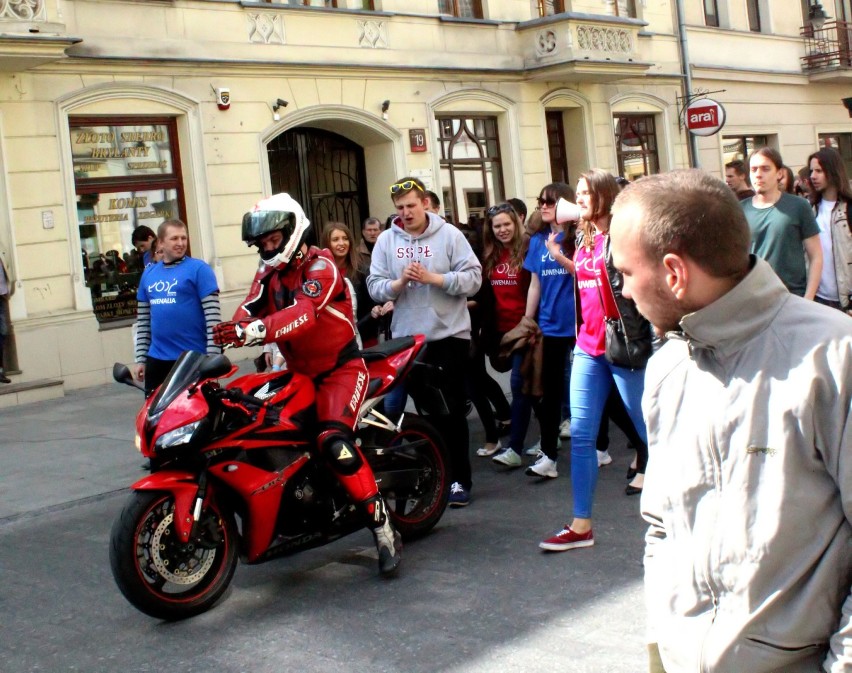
127, 147, 850, 672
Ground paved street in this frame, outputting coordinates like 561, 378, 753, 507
0, 364, 648, 673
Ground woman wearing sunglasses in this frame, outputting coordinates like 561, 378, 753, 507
539, 169, 651, 552
475, 203, 531, 466
517, 182, 578, 479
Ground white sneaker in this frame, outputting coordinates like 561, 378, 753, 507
524, 438, 542, 456
559, 419, 572, 439
597, 450, 613, 467
492, 447, 522, 467
476, 440, 501, 457
525, 454, 558, 479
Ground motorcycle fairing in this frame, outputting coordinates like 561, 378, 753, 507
129, 470, 202, 543
208, 455, 310, 562
361, 335, 425, 400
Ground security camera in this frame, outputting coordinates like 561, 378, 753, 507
843, 97, 852, 117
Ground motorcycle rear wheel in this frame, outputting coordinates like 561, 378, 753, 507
367, 414, 450, 541
109, 491, 238, 620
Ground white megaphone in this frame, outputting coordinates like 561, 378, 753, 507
555, 198, 581, 224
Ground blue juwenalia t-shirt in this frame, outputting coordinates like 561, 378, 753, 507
137, 256, 219, 360
523, 230, 576, 337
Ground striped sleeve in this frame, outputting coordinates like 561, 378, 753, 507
202, 292, 222, 355
135, 300, 151, 363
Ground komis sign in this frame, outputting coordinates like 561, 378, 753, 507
686, 98, 726, 137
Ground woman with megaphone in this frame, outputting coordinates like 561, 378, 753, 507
538, 169, 652, 553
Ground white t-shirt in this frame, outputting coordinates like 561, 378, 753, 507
816, 199, 839, 301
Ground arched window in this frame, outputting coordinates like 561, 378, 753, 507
70, 116, 185, 324
435, 116, 504, 224
613, 114, 659, 180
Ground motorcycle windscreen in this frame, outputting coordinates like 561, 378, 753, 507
148, 350, 208, 419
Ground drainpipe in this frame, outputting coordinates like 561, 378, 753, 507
675, 0, 700, 168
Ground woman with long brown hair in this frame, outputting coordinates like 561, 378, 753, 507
475, 203, 531, 466
321, 222, 361, 282
538, 169, 651, 552
321, 222, 369, 345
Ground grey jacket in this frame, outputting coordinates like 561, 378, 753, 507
817, 198, 852, 312
642, 257, 852, 673
367, 213, 481, 342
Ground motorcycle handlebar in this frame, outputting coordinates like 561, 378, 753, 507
216, 387, 267, 409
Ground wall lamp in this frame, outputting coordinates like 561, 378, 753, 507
808, 1, 830, 30
272, 98, 288, 121
381, 99, 390, 120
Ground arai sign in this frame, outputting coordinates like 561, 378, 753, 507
686, 98, 726, 137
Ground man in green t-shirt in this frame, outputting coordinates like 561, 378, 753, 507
741, 148, 822, 298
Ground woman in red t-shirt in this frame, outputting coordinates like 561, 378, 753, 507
480, 203, 534, 468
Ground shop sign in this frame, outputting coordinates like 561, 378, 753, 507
92, 294, 138, 322
72, 124, 174, 179
78, 189, 176, 227
686, 99, 726, 137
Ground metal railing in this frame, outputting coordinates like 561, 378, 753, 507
801, 19, 852, 71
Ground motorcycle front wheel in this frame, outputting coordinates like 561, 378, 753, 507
366, 414, 450, 541
109, 491, 238, 620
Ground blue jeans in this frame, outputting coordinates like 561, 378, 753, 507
569, 347, 647, 519
507, 351, 531, 454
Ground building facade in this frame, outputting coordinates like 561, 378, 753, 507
0, 0, 845, 401
687, 0, 852, 173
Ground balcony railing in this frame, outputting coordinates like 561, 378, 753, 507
801, 20, 852, 72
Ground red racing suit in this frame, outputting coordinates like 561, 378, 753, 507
233, 246, 377, 501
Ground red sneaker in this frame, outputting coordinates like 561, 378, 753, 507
539, 526, 594, 551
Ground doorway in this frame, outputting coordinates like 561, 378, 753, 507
267, 127, 369, 242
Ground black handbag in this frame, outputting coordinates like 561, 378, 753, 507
595, 256, 651, 369
604, 316, 651, 369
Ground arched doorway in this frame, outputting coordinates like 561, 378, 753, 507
267, 127, 368, 241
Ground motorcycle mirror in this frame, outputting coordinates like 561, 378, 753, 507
199, 354, 233, 380
113, 362, 134, 384
113, 362, 146, 392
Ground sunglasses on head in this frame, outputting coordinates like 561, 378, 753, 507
487, 203, 515, 218
389, 180, 424, 194
537, 197, 557, 207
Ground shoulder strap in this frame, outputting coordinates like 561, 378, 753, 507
594, 245, 620, 320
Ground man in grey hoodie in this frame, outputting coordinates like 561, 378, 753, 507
368, 177, 482, 507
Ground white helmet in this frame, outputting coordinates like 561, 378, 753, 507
241, 193, 311, 269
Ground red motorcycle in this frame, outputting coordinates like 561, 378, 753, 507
109, 335, 449, 620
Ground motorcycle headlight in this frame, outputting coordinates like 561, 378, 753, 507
155, 421, 202, 450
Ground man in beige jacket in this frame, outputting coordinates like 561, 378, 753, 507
610, 169, 851, 673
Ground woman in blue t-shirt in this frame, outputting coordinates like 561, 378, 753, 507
522, 182, 577, 479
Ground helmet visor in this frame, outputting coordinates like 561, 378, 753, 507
241, 210, 297, 247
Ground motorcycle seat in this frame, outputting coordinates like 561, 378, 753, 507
359, 336, 416, 363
